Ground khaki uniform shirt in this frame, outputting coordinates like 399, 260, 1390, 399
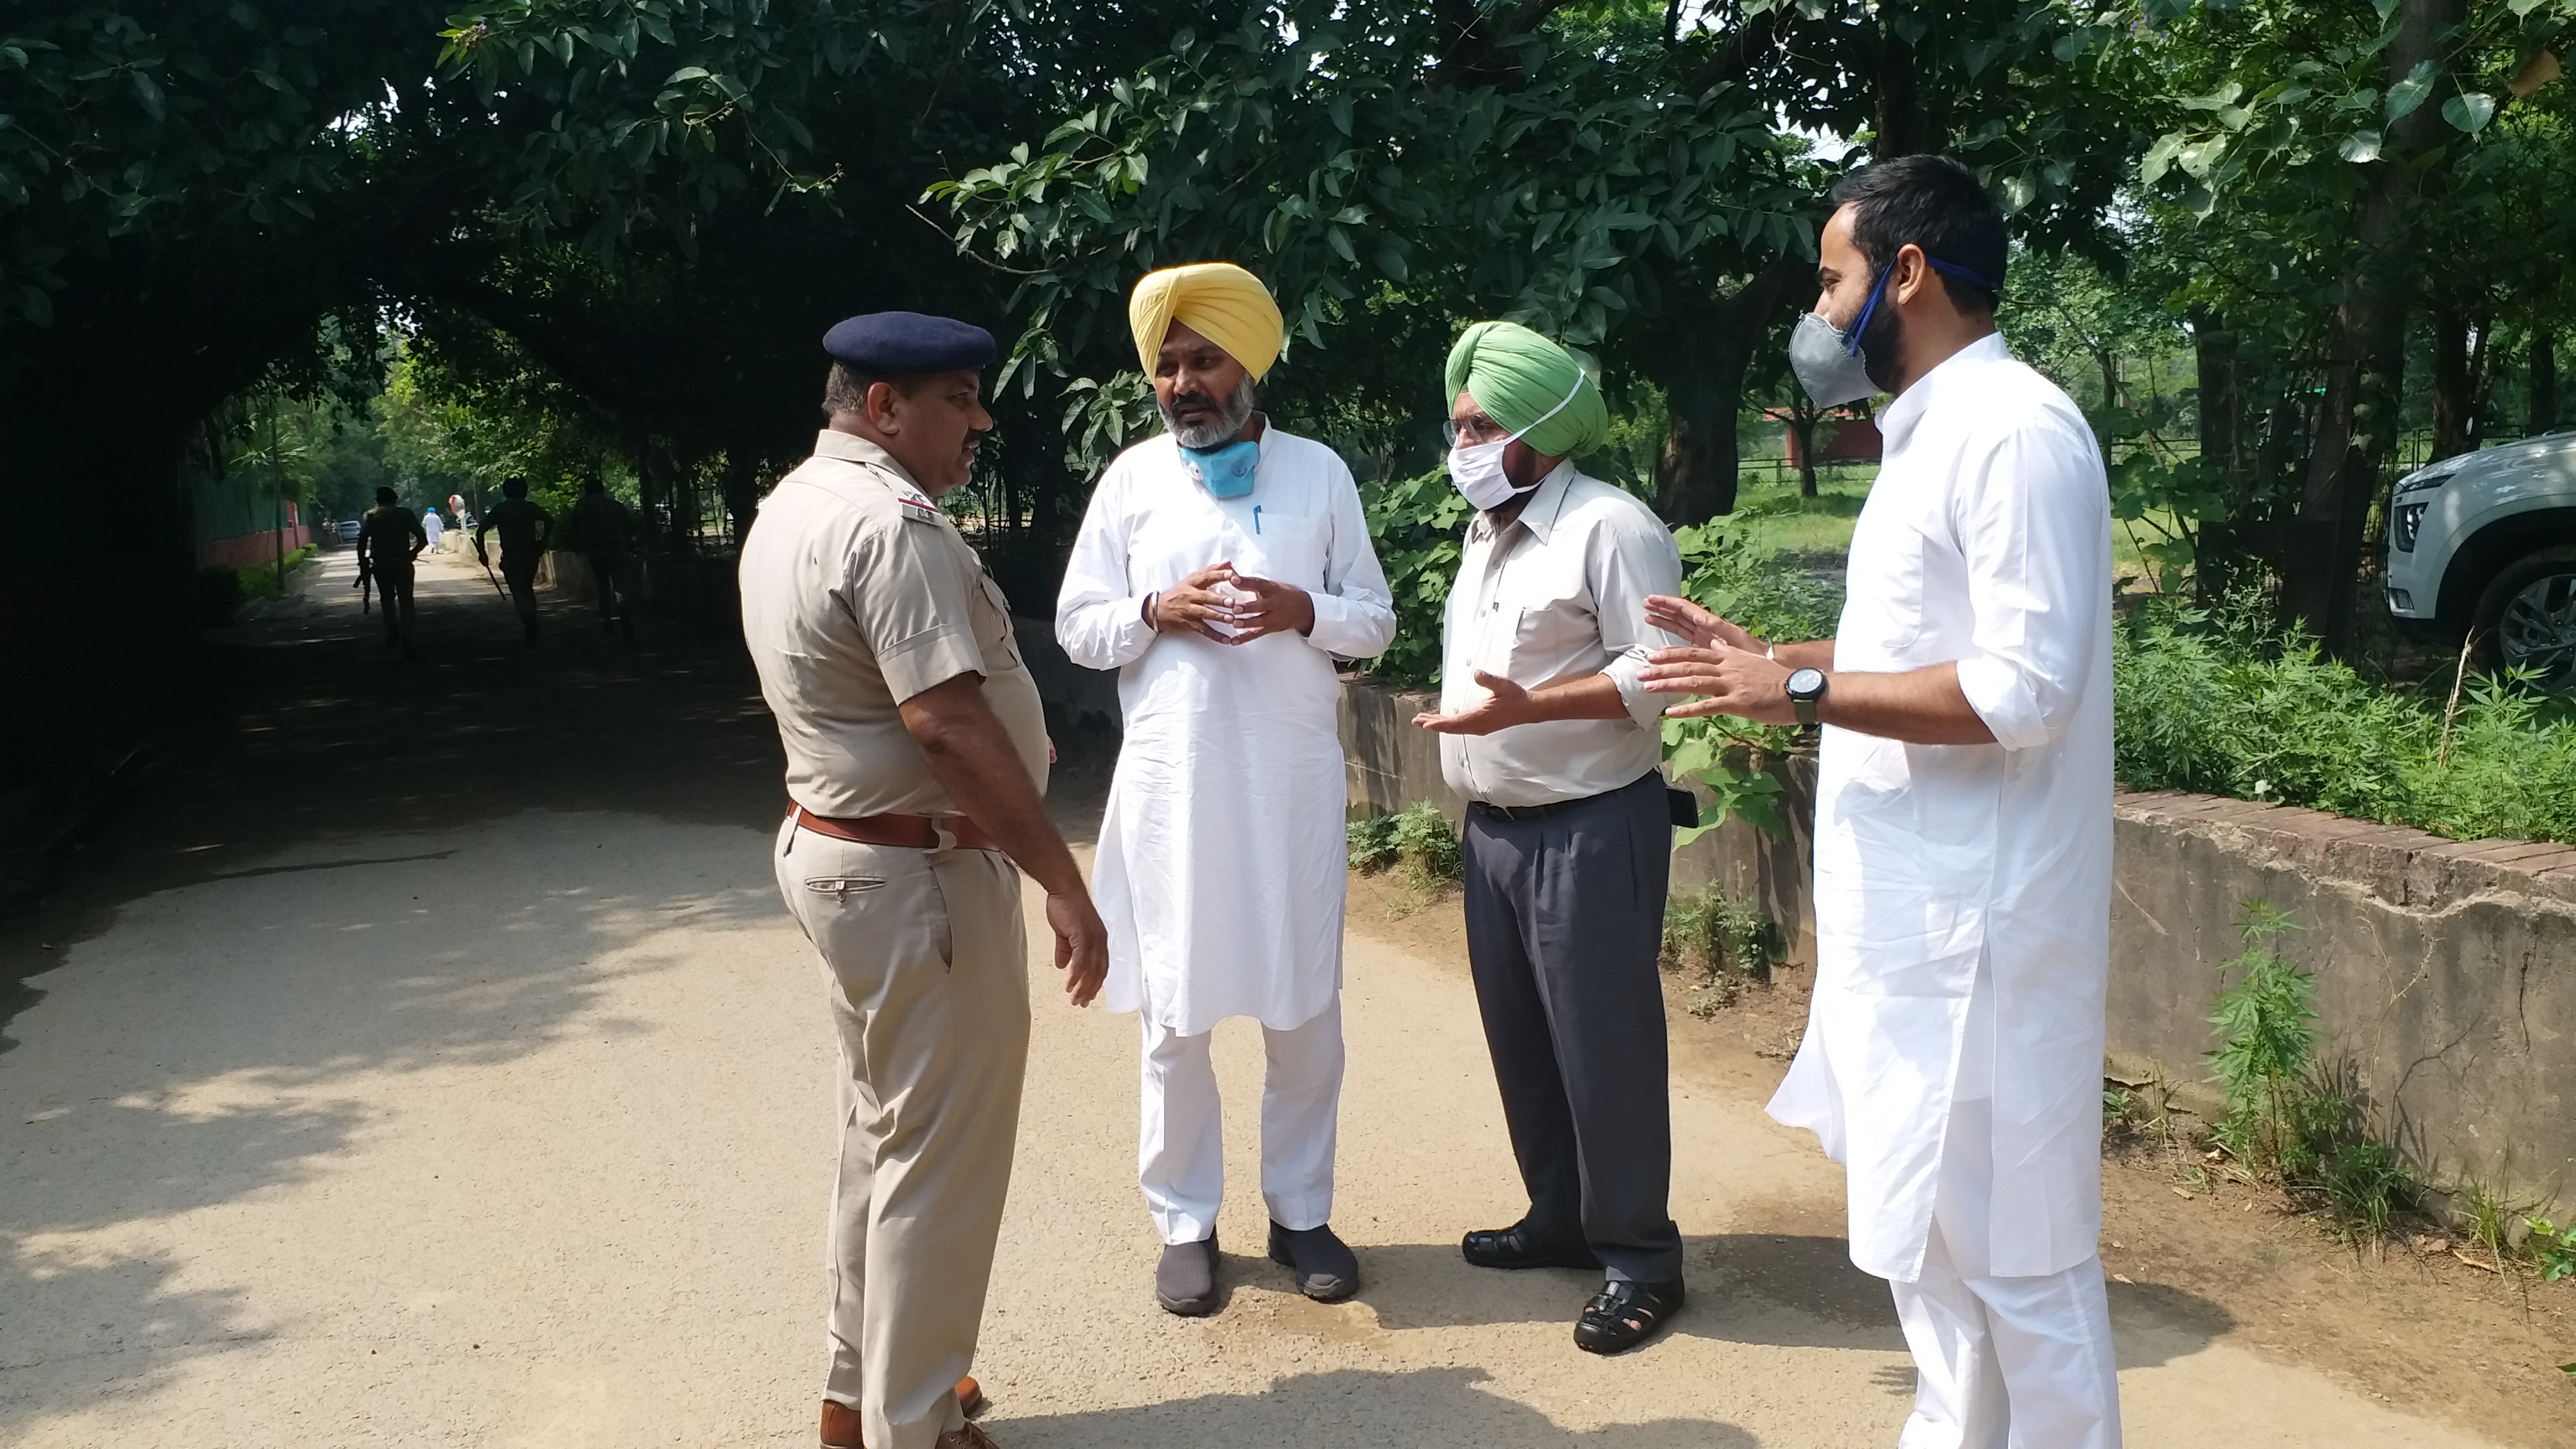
1436, 461, 1684, 807
740, 429, 1048, 819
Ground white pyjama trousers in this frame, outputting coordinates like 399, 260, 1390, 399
1889, 1096, 2124, 1449
1138, 996, 1344, 1244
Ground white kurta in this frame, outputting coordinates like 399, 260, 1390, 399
1767, 332, 2114, 1284
1057, 426, 1397, 1035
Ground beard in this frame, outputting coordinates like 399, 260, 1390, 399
1161, 374, 1259, 449
1855, 282, 1906, 394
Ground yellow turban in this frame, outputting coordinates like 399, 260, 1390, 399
1128, 263, 1284, 380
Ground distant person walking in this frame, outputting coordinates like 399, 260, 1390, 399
474, 475, 555, 647
562, 477, 638, 638
420, 505, 447, 553
356, 486, 427, 656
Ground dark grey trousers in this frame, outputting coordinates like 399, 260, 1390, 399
1461, 768, 1681, 1284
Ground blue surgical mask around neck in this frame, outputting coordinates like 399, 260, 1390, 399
1182, 438, 1259, 498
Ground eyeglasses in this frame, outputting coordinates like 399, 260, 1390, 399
1443, 417, 1509, 447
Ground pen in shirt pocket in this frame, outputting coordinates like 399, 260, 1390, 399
1253, 505, 1263, 535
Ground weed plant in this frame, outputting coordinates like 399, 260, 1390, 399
1347, 801, 1464, 892
2116, 592, 2576, 842
2204, 902, 2416, 1244
1661, 884, 1782, 1012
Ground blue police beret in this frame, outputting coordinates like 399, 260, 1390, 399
821, 312, 996, 373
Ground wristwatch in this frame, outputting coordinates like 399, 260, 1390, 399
1785, 667, 1828, 727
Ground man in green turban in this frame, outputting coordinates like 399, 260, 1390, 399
1413, 320, 1689, 1355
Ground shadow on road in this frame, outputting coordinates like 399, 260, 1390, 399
1323, 1235, 2232, 1372
0, 797, 783, 1438
995, 1366, 1759, 1448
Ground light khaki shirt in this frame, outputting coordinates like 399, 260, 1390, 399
1436, 462, 1684, 807
739, 430, 1048, 818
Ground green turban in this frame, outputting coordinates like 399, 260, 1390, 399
1443, 321, 1608, 458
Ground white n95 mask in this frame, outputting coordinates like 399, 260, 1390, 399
1446, 372, 1588, 512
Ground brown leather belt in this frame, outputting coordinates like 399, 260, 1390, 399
788, 803, 1000, 853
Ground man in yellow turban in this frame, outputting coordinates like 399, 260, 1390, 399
1413, 320, 1689, 1356
1057, 263, 1396, 1318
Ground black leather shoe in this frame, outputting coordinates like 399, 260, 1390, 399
1573, 1277, 1684, 1355
1268, 1220, 1360, 1301
1156, 1234, 1219, 1316
1461, 1220, 1601, 1270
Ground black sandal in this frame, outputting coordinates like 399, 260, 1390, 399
1573, 1277, 1684, 1355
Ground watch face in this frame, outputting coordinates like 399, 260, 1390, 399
1787, 667, 1827, 699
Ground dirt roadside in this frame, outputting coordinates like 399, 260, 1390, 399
1345, 868, 2576, 1448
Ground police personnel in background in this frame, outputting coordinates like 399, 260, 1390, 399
473, 475, 553, 647
739, 312, 1110, 1449
356, 486, 427, 656
561, 476, 639, 638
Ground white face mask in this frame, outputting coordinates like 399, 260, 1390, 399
1446, 373, 1588, 512
1447, 437, 1521, 511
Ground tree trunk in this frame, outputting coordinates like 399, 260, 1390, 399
2535, 331, 2561, 435
1647, 256, 1807, 523
2192, 312, 2241, 485
2431, 301, 2474, 461
1871, 11, 1928, 160
723, 444, 761, 548
2276, 0, 2462, 652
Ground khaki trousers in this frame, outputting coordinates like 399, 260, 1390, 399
775, 817, 1031, 1449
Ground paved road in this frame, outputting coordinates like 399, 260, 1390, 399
0, 548, 2510, 1446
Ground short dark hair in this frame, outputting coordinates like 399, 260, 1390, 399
375, 486, 398, 505
822, 361, 925, 419
583, 476, 605, 494
502, 476, 529, 499
1827, 156, 2007, 315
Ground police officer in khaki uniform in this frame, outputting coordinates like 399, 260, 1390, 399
740, 312, 1108, 1449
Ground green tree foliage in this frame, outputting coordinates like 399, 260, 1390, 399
934, 4, 1820, 520
2127, 0, 2576, 646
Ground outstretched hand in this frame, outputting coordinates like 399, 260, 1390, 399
1639, 643, 1796, 723
1642, 594, 1761, 654
1412, 671, 1534, 736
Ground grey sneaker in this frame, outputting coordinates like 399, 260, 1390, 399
1156, 1234, 1219, 1316
1268, 1220, 1360, 1301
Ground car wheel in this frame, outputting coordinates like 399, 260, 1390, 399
2469, 544, 2576, 693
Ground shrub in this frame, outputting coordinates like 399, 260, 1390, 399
2115, 594, 2576, 844
1661, 884, 1782, 1012
1347, 801, 1462, 891
1355, 468, 1470, 689
197, 566, 247, 625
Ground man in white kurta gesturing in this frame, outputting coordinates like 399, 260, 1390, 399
1644, 157, 2121, 1446
1056, 262, 1396, 1317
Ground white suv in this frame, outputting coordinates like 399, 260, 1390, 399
2383, 430, 2576, 690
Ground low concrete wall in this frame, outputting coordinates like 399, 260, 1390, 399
2108, 794, 2576, 1199
1019, 631, 2575, 1203
1333, 680, 2573, 1202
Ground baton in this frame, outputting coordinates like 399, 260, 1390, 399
479, 553, 509, 599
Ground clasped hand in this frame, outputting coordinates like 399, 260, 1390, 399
1152, 562, 1314, 643
1638, 593, 1796, 724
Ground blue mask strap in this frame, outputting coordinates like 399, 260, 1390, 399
1842, 255, 2000, 356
